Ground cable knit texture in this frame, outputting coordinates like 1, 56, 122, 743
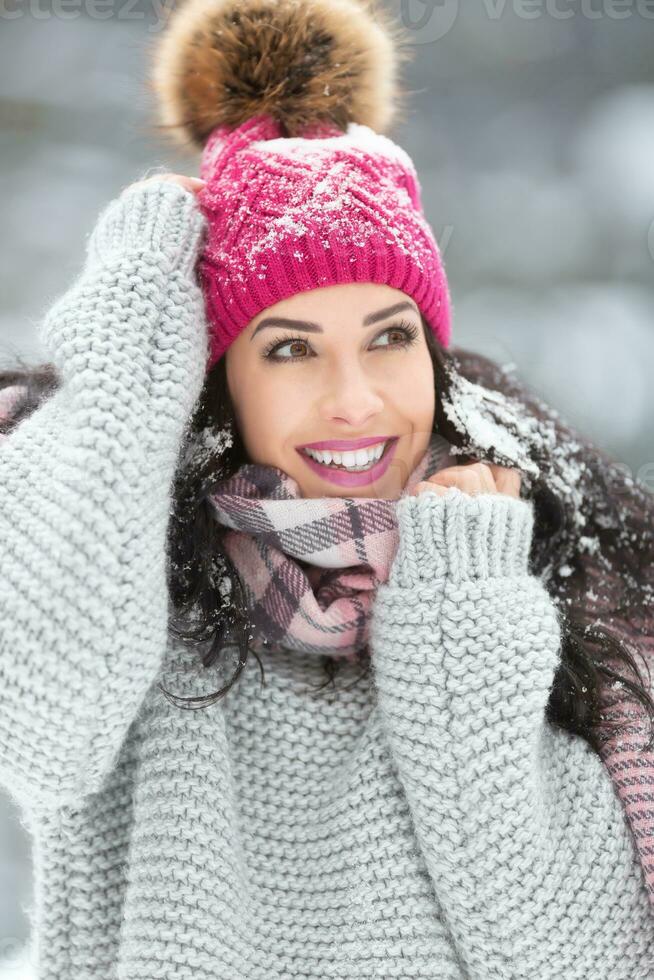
197, 113, 452, 369
1, 182, 653, 979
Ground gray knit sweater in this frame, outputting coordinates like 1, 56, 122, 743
1, 181, 653, 980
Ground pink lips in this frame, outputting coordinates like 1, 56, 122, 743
297, 437, 399, 488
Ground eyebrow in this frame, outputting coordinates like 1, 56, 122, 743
250, 301, 420, 340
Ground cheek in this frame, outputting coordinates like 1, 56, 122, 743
396, 352, 435, 420
247, 405, 288, 456
233, 370, 302, 462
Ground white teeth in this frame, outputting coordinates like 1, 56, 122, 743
303, 441, 387, 470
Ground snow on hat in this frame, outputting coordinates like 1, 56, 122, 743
148, 0, 452, 371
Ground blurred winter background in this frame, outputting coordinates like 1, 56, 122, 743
1, 0, 653, 974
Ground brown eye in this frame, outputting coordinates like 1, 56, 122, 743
371, 322, 420, 350
261, 334, 314, 362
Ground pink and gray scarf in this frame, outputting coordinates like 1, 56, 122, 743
207, 431, 455, 662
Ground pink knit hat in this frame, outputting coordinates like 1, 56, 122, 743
148, 0, 452, 372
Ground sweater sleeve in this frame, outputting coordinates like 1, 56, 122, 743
0, 180, 208, 812
370, 487, 654, 980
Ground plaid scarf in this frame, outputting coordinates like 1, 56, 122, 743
207, 431, 455, 661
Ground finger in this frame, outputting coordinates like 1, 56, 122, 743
412, 481, 449, 497
488, 464, 521, 498
132, 175, 206, 194
428, 472, 485, 495
161, 176, 206, 192
469, 462, 498, 493
428, 462, 496, 495
183, 177, 207, 190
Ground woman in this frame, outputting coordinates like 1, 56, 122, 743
1, 0, 653, 977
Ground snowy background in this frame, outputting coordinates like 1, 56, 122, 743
1, 0, 653, 973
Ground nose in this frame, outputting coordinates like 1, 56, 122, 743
318, 359, 385, 429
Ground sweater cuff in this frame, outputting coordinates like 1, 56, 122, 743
85, 180, 207, 276
386, 487, 535, 589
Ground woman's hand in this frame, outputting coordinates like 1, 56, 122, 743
411, 461, 521, 499
123, 172, 206, 196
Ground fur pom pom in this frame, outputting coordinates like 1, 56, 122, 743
145, 0, 410, 151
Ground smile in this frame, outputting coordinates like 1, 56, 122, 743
297, 438, 400, 488
301, 439, 389, 471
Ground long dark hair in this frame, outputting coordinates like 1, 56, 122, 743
2, 318, 653, 757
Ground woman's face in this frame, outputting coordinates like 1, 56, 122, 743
224, 282, 436, 499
